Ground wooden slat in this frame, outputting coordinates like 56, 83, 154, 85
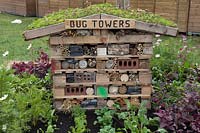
49, 35, 153, 45
23, 23, 65, 40
53, 94, 151, 99
50, 55, 152, 60
135, 21, 178, 36
54, 69, 149, 74
54, 80, 151, 86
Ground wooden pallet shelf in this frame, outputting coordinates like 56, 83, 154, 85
53, 94, 151, 99
54, 69, 150, 74
51, 55, 152, 60
54, 81, 152, 86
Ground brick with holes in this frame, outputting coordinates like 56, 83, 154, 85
64, 86, 87, 95
74, 72, 96, 83
117, 58, 139, 69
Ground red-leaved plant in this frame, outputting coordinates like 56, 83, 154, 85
155, 91, 200, 132
12, 52, 51, 78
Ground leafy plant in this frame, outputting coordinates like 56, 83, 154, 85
155, 91, 200, 132
116, 101, 163, 133
94, 107, 116, 133
151, 35, 200, 110
12, 51, 51, 78
69, 106, 88, 133
0, 68, 55, 133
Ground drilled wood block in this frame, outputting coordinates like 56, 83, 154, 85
143, 46, 153, 55
139, 72, 152, 85
108, 44, 129, 55
53, 74, 66, 86
117, 58, 139, 69
96, 61, 106, 69
96, 73, 110, 83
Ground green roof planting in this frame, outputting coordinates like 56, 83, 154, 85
28, 3, 177, 30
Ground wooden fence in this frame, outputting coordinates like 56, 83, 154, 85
0, 0, 199, 33
130, 0, 191, 33
0, 0, 36, 16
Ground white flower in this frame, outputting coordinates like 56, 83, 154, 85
11, 19, 22, 24
2, 51, 9, 57
155, 54, 160, 58
155, 34, 160, 38
155, 41, 160, 45
41, 88, 46, 91
153, 46, 155, 49
0, 94, 8, 101
157, 39, 162, 42
2, 124, 7, 132
9, 99, 14, 103
27, 43, 32, 50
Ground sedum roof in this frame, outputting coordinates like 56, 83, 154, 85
28, 3, 177, 30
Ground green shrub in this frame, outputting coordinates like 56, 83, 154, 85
0, 68, 54, 133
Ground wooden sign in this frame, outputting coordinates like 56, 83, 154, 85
65, 19, 135, 29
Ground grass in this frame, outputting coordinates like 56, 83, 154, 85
0, 13, 48, 65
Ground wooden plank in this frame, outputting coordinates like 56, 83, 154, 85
53, 80, 152, 86
65, 19, 136, 29
24, 23, 65, 40
53, 94, 151, 99
50, 55, 152, 60
49, 35, 153, 45
135, 21, 178, 36
54, 68, 149, 74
